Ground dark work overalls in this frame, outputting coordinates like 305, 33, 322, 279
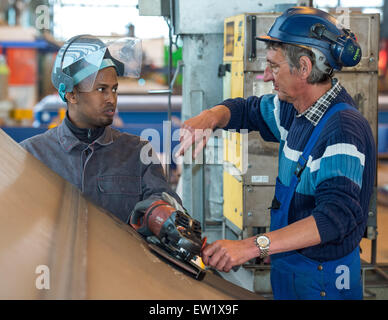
270, 103, 363, 300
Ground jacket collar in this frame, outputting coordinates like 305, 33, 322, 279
57, 120, 114, 153
296, 78, 342, 126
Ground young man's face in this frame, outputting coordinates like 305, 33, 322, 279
68, 67, 118, 129
263, 48, 302, 103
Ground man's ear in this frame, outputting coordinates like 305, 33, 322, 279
65, 90, 78, 104
298, 56, 312, 80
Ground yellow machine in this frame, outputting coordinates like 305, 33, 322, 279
222, 13, 279, 239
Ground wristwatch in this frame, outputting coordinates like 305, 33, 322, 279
255, 234, 270, 259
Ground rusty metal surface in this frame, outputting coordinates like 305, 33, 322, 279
0, 129, 262, 300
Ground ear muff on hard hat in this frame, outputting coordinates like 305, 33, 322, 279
51, 34, 142, 102
256, 6, 362, 71
309, 23, 361, 68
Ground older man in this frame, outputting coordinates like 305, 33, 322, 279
177, 7, 376, 299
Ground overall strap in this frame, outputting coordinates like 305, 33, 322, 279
294, 103, 354, 179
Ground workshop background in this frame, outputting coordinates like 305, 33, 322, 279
0, 0, 388, 300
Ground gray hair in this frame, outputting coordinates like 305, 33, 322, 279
266, 42, 332, 84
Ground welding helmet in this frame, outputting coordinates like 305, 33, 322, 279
52, 34, 142, 102
257, 7, 361, 71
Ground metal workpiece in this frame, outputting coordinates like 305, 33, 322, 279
0, 129, 263, 300
43, 183, 88, 299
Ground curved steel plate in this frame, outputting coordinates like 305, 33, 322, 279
0, 129, 262, 300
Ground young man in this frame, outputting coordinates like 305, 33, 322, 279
21, 35, 182, 234
177, 7, 376, 299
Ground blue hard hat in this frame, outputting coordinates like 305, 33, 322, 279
257, 7, 362, 71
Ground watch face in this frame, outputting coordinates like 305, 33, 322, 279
257, 236, 269, 248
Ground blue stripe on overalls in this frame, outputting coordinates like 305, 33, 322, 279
270, 103, 363, 300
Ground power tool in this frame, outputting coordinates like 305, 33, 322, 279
130, 192, 206, 280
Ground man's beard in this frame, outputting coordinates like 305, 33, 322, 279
99, 117, 114, 128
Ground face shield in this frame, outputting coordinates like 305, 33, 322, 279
105, 37, 142, 78
51, 35, 142, 102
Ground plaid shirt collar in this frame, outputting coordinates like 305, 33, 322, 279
296, 78, 342, 126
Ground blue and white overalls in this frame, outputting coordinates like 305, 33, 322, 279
270, 103, 363, 300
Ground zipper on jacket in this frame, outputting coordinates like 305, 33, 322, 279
81, 145, 94, 193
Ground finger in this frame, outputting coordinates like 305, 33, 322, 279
176, 128, 195, 156
201, 241, 222, 265
177, 139, 194, 158
192, 128, 213, 159
175, 142, 188, 158
179, 126, 194, 142
208, 247, 227, 269
201, 243, 216, 265
223, 259, 237, 273
215, 253, 231, 272
193, 137, 205, 160
193, 128, 213, 159
178, 127, 209, 158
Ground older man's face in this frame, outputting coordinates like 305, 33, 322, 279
263, 48, 302, 103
